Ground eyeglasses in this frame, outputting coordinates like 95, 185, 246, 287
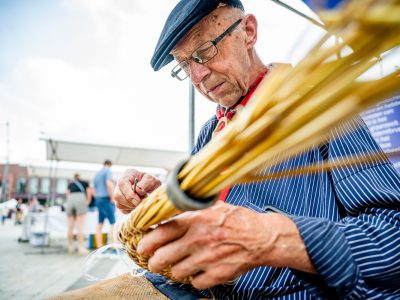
171, 18, 242, 81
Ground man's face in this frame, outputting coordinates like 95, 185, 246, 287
172, 9, 254, 108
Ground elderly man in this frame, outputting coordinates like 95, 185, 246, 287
53, 1, 399, 299
112, 1, 400, 299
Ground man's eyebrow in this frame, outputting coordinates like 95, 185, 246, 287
171, 25, 209, 61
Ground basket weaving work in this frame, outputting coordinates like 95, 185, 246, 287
117, 0, 400, 283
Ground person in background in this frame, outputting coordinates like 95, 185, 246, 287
28, 196, 43, 225
15, 198, 24, 225
1, 205, 8, 225
66, 173, 91, 255
93, 159, 115, 248
29, 196, 42, 213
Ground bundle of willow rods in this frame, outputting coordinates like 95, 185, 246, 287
118, 0, 400, 282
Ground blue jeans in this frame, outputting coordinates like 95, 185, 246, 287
95, 197, 116, 224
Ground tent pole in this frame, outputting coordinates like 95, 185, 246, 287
189, 82, 195, 153
269, 0, 326, 30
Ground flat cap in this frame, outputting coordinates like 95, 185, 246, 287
150, 0, 244, 71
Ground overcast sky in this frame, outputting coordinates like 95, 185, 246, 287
1, 0, 396, 170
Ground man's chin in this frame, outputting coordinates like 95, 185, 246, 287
204, 93, 240, 108
216, 98, 239, 108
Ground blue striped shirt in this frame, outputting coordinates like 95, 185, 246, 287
146, 115, 400, 299
189, 115, 400, 299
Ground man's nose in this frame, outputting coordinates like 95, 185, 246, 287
189, 60, 211, 84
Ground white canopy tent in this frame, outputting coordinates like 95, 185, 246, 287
43, 139, 188, 171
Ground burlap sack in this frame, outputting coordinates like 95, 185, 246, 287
47, 273, 168, 300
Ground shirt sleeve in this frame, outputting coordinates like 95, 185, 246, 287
290, 117, 400, 299
105, 169, 112, 181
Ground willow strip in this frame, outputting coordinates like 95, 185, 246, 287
238, 151, 391, 183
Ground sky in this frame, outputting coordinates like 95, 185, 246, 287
1, 0, 397, 171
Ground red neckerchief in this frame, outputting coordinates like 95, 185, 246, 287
213, 70, 268, 201
215, 70, 268, 127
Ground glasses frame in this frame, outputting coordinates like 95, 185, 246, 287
171, 18, 243, 81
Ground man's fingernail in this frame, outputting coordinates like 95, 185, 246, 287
137, 244, 143, 254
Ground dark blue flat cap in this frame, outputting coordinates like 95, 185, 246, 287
151, 0, 244, 71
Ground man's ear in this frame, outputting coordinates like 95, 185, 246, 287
243, 14, 258, 49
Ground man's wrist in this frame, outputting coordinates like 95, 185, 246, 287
258, 213, 316, 274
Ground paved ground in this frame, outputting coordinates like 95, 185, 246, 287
0, 220, 132, 300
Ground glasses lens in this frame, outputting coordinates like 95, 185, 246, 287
192, 41, 217, 64
171, 61, 189, 81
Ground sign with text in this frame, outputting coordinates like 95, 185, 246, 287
361, 94, 400, 171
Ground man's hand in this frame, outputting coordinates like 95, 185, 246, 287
114, 169, 161, 214
137, 201, 316, 289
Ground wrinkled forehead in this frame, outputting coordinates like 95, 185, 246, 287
171, 7, 237, 61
